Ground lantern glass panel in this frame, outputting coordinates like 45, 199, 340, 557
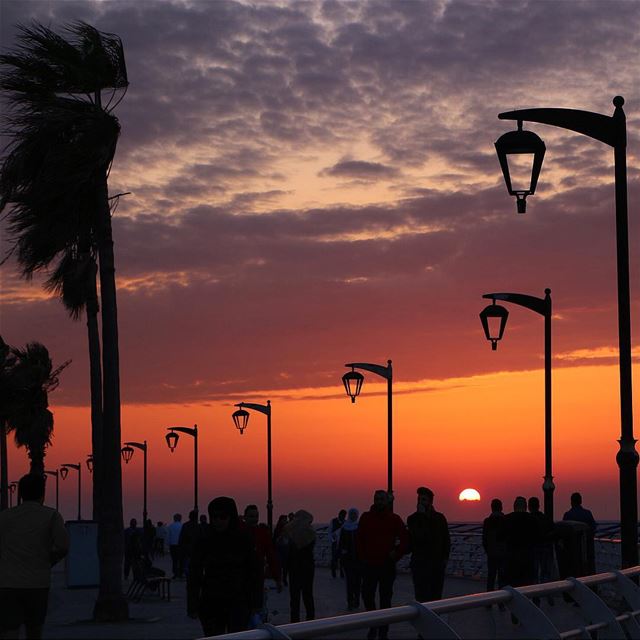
486, 315, 505, 341
506, 152, 535, 193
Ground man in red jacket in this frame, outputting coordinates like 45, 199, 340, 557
357, 490, 409, 640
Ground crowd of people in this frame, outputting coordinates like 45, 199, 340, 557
0, 473, 598, 639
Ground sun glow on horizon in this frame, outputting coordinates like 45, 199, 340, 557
459, 488, 481, 502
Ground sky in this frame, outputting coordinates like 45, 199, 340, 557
1, 0, 639, 524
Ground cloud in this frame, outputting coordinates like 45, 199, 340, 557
320, 159, 400, 181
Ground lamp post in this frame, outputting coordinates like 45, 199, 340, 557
480, 289, 554, 520
494, 96, 638, 568
342, 360, 394, 498
8, 481, 17, 508
232, 401, 273, 533
165, 426, 198, 515
122, 441, 148, 525
61, 463, 82, 520
44, 469, 60, 511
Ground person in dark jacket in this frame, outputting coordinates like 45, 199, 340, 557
187, 497, 260, 636
179, 510, 200, 576
339, 507, 362, 610
284, 510, 316, 623
274, 514, 290, 586
357, 490, 409, 640
406, 486, 450, 602
482, 498, 506, 593
124, 518, 142, 580
562, 492, 596, 575
500, 496, 537, 588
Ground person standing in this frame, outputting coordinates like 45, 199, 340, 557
124, 518, 141, 580
339, 507, 362, 610
563, 492, 596, 575
501, 496, 537, 588
482, 498, 506, 593
187, 497, 260, 636
0, 474, 69, 640
357, 490, 408, 640
179, 510, 201, 577
167, 513, 184, 578
274, 514, 290, 586
329, 509, 347, 578
284, 510, 316, 623
406, 487, 450, 603
142, 518, 156, 562
155, 521, 168, 556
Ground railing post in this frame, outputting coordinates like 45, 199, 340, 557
566, 577, 626, 639
408, 601, 460, 639
503, 586, 561, 639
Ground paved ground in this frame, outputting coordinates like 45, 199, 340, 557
44, 554, 592, 639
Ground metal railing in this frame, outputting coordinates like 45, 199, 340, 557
212, 566, 640, 640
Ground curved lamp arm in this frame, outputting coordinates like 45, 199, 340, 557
482, 290, 551, 317
44, 470, 58, 478
124, 441, 147, 452
235, 401, 271, 416
345, 361, 392, 380
167, 426, 197, 438
499, 98, 625, 148
61, 463, 81, 471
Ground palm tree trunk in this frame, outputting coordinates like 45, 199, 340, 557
28, 446, 45, 475
87, 259, 103, 523
92, 176, 128, 621
0, 423, 8, 510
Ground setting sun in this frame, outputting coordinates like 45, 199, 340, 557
459, 488, 481, 502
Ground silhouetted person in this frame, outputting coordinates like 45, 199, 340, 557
528, 497, 557, 583
242, 504, 282, 623
284, 510, 316, 623
187, 497, 259, 636
124, 518, 142, 579
199, 513, 209, 536
0, 474, 69, 640
501, 496, 537, 588
357, 490, 409, 640
330, 509, 347, 578
179, 509, 201, 577
274, 514, 290, 586
482, 499, 506, 594
167, 513, 183, 578
339, 507, 362, 610
155, 520, 167, 556
407, 486, 450, 603
563, 492, 596, 575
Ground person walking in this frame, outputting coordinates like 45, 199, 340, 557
284, 509, 316, 623
562, 492, 596, 575
482, 498, 506, 594
406, 487, 450, 602
187, 497, 260, 636
339, 507, 362, 610
179, 510, 201, 577
242, 504, 282, 625
167, 513, 184, 578
124, 518, 142, 580
329, 509, 347, 578
357, 490, 409, 640
0, 474, 69, 640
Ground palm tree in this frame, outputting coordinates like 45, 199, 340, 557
0, 22, 129, 620
2, 340, 69, 475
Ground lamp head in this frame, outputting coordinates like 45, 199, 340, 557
165, 430, 179, 452
232, 408, 249, 435
479, 299, 509, 350
342, 368, 364, 403
60, 466, 69, 480
121, 445, 134, 464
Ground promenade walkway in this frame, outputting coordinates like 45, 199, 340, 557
43, 553, 590, 639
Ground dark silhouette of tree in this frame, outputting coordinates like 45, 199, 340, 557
0, 338, 69, 476
0, 22, 129, 620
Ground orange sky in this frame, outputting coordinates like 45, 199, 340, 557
6, 362, 636, 523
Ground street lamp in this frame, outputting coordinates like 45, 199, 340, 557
342, 360, 394, 497
122, 441, 148, 524
86, 455, 94, 473
495, 97, 638, 568
480, 289, 554, 519
8, 481, 17, 508
61, 462, 82, 520
44, 469, 59, 511
232, 401, 274, 533
165, 426, 198, 515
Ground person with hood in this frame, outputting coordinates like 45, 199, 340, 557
357, 490, 409, 640
339, 507, 362, 610
187, 497, 260, 636
284, 509, 316, 623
